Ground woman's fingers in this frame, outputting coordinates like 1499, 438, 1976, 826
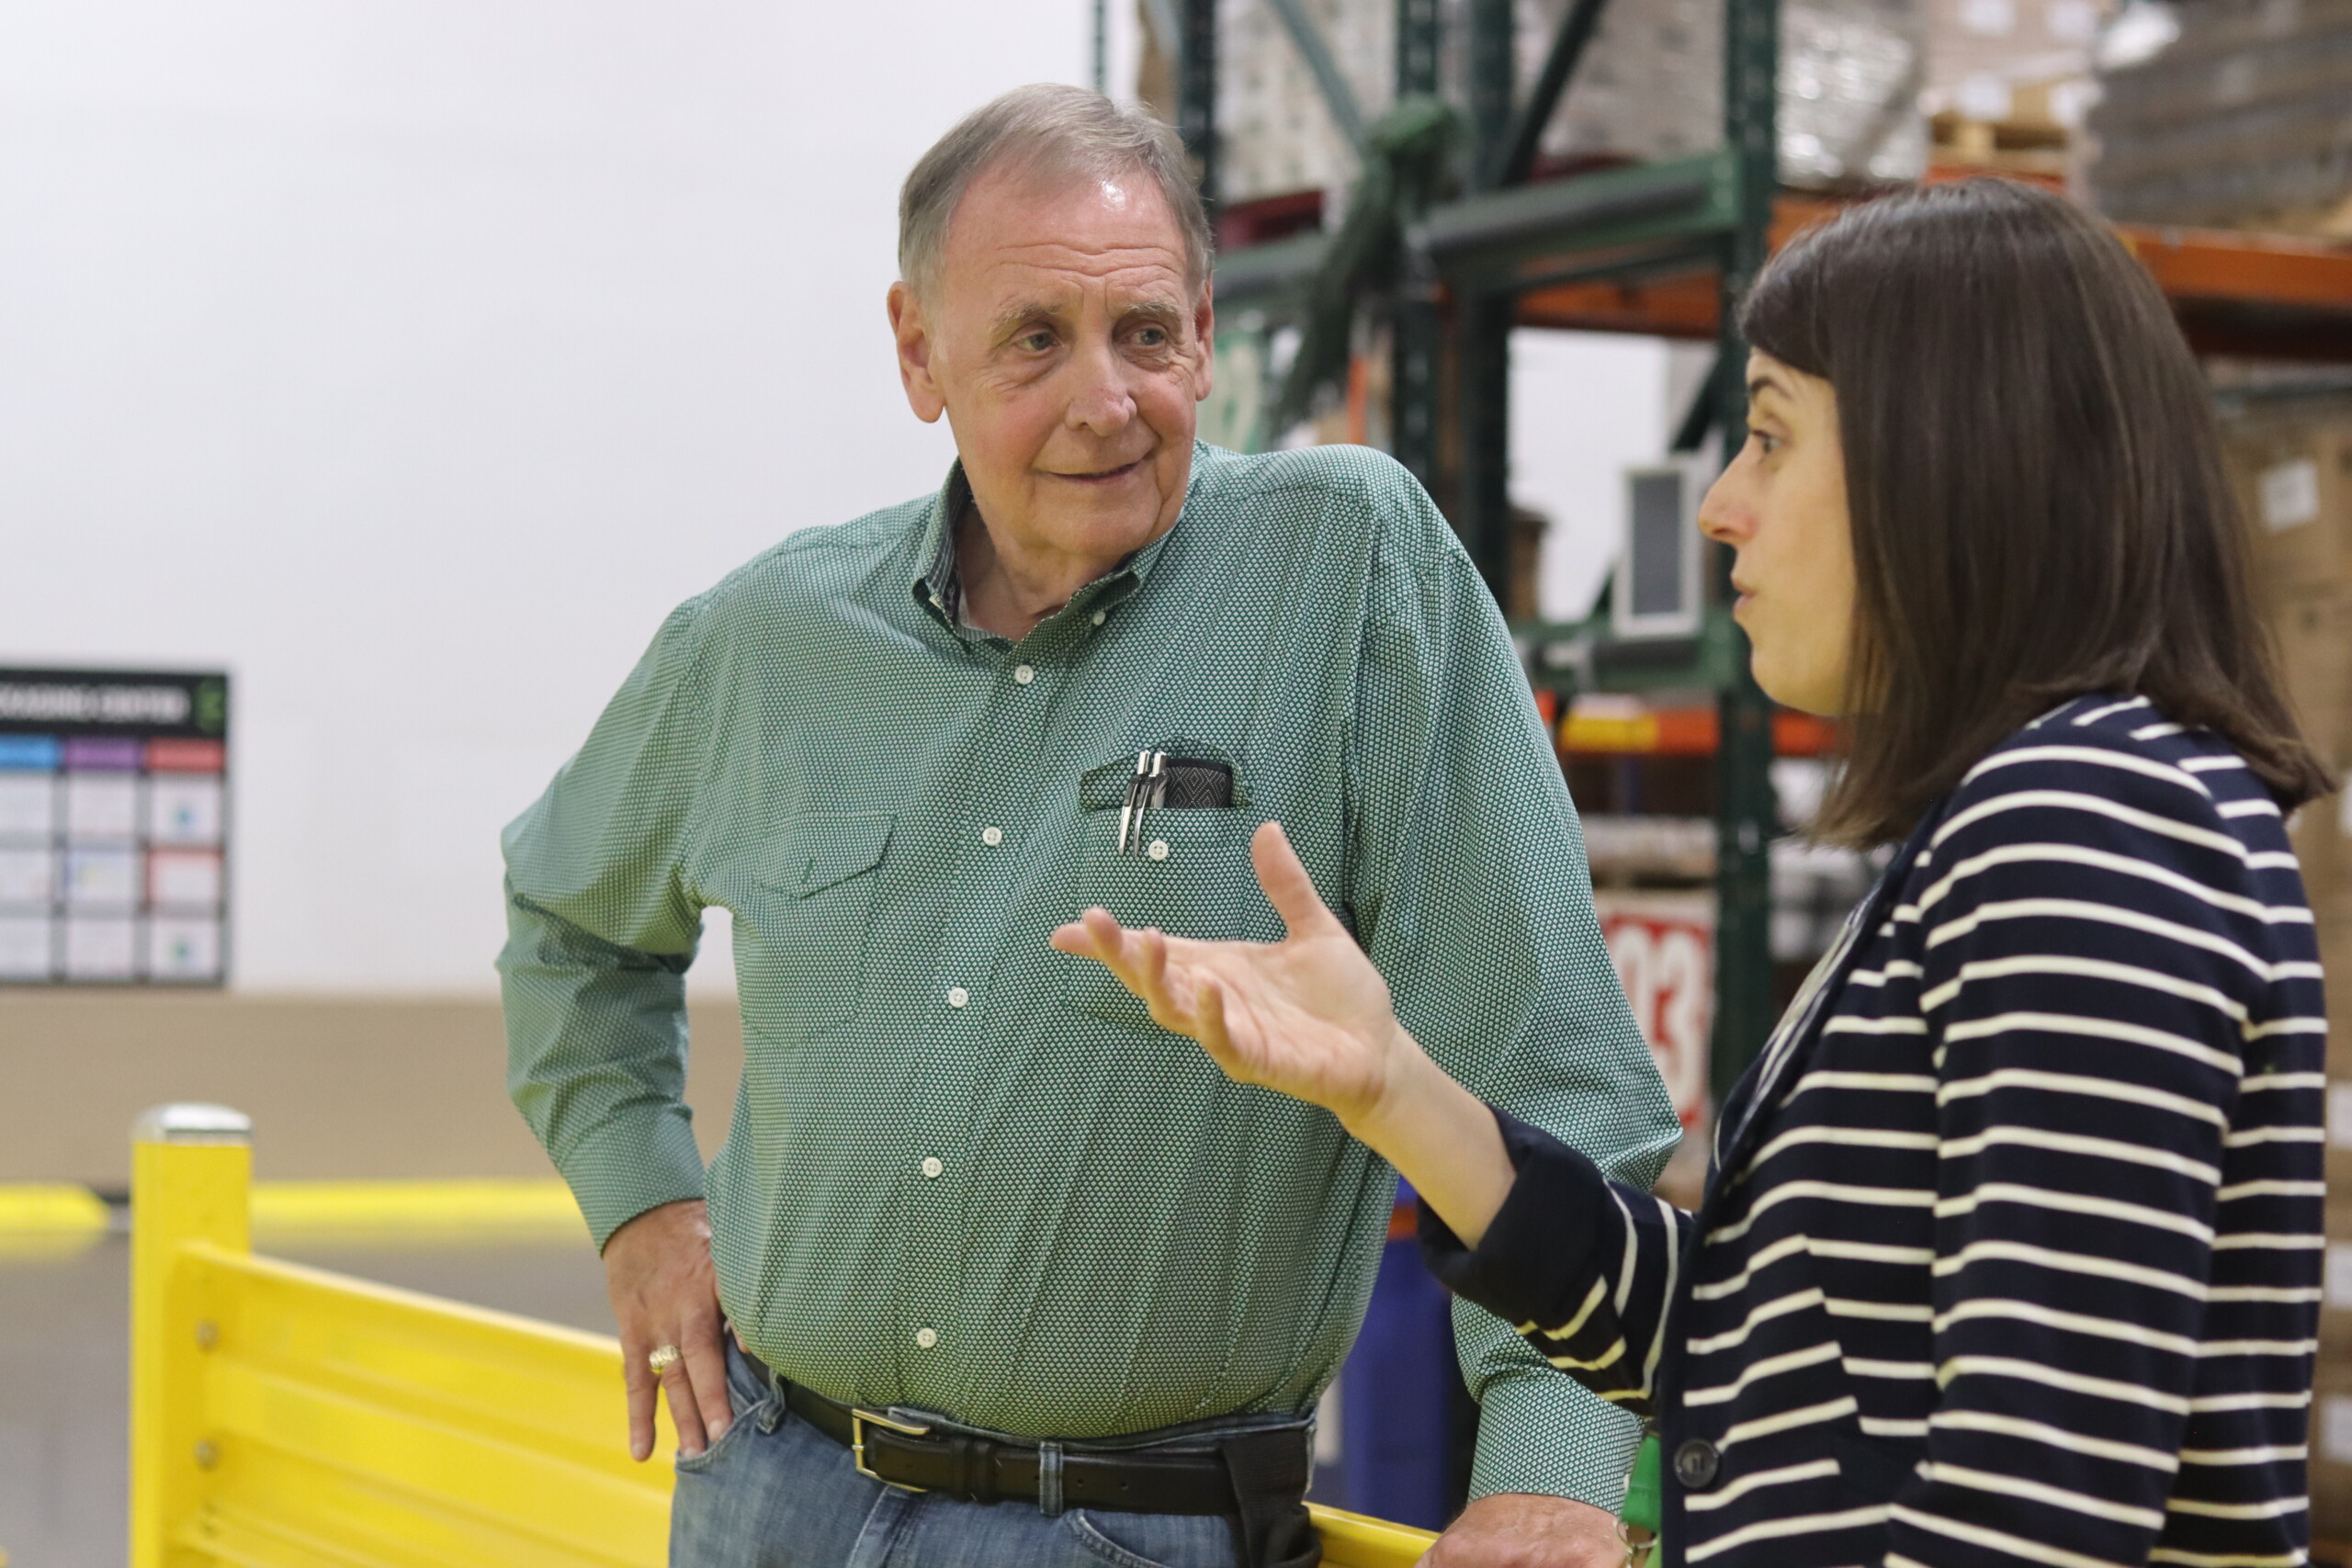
1250, 822, 1339, 941
1056, 911, 1217, 1035
1195, 976, 1246, 1077
1049, 909, 1117, 964
1052, 908, 1142, 990
1135, 928, 1188, 1026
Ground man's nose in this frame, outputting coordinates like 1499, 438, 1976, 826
1063, 337, 1136, 436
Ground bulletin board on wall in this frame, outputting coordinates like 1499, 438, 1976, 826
0, 668, 231, 986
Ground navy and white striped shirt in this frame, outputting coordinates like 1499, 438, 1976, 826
1426, 694, 2325, 1568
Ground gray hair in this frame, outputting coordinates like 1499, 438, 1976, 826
898, 84, 1213, 301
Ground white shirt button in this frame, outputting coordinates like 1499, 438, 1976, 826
1013, 664, 1035, 685
921, 1156, 944, 1179
1148, 839, 1170, 861
915, 1327, 938, 1349
981, 827, 1003, 847
1091, 610, 1106, 626
946, 987, 969, 1009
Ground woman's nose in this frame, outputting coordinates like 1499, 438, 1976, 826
1696, 457, 1752, 547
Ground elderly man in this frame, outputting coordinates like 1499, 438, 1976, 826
500, 84, 1677, 1568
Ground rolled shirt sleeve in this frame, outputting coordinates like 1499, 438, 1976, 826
499, 597, 718, 1249
1347, 508, 1683, 1507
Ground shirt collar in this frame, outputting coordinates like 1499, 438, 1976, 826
910, 446, 1203, 639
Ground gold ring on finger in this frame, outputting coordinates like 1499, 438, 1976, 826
648, 1343, 683, 1376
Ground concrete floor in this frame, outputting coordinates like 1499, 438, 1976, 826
0, 1231, 614, 1568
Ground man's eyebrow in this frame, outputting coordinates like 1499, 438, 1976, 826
986, 299, 1075, 341
1116, 299, 1186, 330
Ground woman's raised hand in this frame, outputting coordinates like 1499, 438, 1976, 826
1058, 819, 1518, 1247
1051, 821, 1417, 1131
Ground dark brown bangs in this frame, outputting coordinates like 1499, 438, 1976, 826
1737, 178, 2332, 846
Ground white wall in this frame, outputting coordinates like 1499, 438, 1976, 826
0, 1, 1099, 992
1510, 329, 1713, 624
0, 5, 1695, 994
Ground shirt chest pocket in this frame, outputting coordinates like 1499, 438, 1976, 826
746, 812, 895, 1036
1060, 755, 1255, 1028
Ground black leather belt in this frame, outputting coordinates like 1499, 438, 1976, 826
780, 1379, 1251, 1514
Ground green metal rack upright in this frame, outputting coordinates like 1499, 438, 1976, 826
1393, 0, 1445, 490
1712, 0, 1781, 1100
1436, 0, 1781, 1100
1194, 0, 1788, 1100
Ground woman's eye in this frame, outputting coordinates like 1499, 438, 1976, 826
1755, 431, 1781, 457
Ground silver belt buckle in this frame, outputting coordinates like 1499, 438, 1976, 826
851, 1407, 934, 1491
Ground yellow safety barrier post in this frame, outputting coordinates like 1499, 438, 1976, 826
130, 1103, 252, 1568
126, 1100, 1434, 1568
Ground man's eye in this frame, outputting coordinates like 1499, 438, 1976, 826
1135, 327, 1167, 346
1019, 331, 1055, 352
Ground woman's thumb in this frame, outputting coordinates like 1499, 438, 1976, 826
1251, 821, 1335, 937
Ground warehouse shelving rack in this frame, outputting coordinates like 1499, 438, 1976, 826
1187, 0, 1783, 1095
1172, 0, 2352, 1099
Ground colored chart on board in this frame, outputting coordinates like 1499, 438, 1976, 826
0, 669, 230, 986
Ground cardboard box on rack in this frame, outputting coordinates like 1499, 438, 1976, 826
2229, 406, 2352, 606
2315, 1359, 2352, 1543
2293, 795, 2352, 923
2321, 1066, 2352, 1250
2316, 919, 2352, 1070
2327, 1149, 2352, 1234
2270, 590, 2352, 774
2324, 1238, 2352, 1359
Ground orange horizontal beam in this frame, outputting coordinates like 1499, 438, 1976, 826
1516, 273, 1719, 338
2118, 224, 2352, 315
1558, 707, 1839, 757
1511, 191, 2352, 346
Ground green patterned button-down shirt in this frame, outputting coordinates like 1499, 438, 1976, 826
499, 441, 1679, 1506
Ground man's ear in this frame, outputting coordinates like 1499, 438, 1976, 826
888, 281, 946, 423
1190, 282, 1216, 404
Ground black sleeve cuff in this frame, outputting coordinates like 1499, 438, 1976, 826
1417, 1106, 1613, 1328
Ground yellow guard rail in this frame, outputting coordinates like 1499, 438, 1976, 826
129, 1103, 1438, 1567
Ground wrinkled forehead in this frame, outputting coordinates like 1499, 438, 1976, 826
942, 155, 1204, 299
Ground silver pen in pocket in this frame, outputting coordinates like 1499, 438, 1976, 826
1131, 751, 1166, 855
1116, 750, 1150, 854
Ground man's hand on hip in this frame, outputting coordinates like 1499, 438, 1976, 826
604, 1197, 731, 1461
1421, 1494, 1623, 1568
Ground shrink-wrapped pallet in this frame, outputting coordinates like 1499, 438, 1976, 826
2089, 0, 2352, 234
1206, 0, 1930, 206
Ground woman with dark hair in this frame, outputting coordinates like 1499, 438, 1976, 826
1057, 178, 2334, 1568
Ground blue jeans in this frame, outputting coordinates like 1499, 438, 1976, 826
670, 1343, 1268, 1568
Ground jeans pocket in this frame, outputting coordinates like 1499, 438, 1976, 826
1061, 1509, 1236, 1568
673, 1343, 781, 1475
673, 1393, 775, 1475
